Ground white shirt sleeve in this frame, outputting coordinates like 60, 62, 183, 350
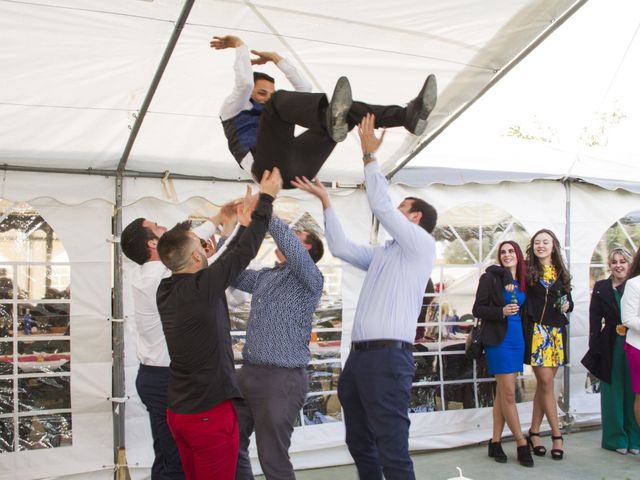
276, 58, 312, 92
364, 161, 433, 256
219, 45, 254, 121
324, 207, 374, 271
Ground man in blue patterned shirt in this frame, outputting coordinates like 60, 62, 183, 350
231, 215, 324, 480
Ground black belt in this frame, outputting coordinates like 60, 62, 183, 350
351, 340, 413, 351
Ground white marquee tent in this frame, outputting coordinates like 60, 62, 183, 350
1, 0, 639, 479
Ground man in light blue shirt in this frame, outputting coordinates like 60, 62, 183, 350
292, 114, 437, 480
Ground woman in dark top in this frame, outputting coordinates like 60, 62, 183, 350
585, 247, 640, 454
473, 240, 533, 467
524, 229, 573, 460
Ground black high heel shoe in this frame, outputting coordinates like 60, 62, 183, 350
517, 443, 534, 467
527, 430, 547, 456
551, 434, 564, 460
488, 440, 507, 463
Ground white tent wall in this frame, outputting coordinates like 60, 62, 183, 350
0, 175, 114, 480
114, 175, 640, 478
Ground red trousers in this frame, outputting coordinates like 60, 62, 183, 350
166, 400, 239, 480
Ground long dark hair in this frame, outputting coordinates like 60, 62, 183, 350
497, 240, 527, 292
629, 248, 640, 280
525, 229, 572, 291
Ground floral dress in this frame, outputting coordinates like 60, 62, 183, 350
530, 265, 566, 367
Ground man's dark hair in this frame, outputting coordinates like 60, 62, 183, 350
157, 220, 195, 272
253, 71, 275, 84
405, 197, 438, 233
302, 230, 324, 263
121, 218, 157, 265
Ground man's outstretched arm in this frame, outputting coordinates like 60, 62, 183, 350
212, 35, 254, 121
291, 176, 374, 271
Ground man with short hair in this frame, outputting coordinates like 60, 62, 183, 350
231, 217, 324, 480
292, 114, 437, 480
211, 35, 437, 188
121, 209, 235, 480
156, 170, 282, 480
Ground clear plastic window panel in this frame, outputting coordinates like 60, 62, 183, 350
0, 379, 13, 414
19, 413, 72, 451
409, 385, 441, 413
0, 342, 14, 376
17, 303, 70, 337
307, 362, 340, 393
0, 266, 14, 299
0, 304, 12, 338
17, 265, 70, 300
17, 340, 70, 374
0, 202, 73, 453
0, 418, 13, 452
301, 393, 342, 425
18, 376, 71, 412
412, 353, 440, 383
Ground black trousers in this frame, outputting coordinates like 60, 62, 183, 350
252, 90, 407, 188
235, 363, 308, 480
136, 364, 185, 480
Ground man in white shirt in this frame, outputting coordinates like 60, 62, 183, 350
293, 115, 437, 480
121, 205, 237, 479
211, 35, 437, 189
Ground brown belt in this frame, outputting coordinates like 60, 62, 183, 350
616, 325, 627, 336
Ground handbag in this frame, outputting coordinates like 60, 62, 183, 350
465, 320, 484, 360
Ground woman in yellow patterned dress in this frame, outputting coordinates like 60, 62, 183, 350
523, 229, 573, 460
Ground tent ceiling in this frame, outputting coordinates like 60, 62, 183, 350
1, 0, 580, 186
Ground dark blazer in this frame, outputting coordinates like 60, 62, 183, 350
581, 278, 625, 383
472, 266, 515, 346
523, 277, 573, 362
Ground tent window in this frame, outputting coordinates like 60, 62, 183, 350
586, 210, 640, 393
411, 202, 533, 412
0, 201, 72, 453
229, 212, 344, 427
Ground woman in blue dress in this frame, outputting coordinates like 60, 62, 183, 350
472, 240, 533, 467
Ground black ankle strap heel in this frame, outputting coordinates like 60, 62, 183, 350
551, 435, 564, 460
527, 430, 547, 456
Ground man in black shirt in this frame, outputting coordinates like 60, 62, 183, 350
156, 169, 281, 480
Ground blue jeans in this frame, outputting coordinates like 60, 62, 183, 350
338, 347, 416, 480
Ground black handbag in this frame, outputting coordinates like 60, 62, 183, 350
465, 320, 484, 359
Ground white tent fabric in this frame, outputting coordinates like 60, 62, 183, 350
1, 0, 578, 184
5, 0, 640, 478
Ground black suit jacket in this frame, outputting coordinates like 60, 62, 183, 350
581, 278, 625, 383
472, 266, 515, 346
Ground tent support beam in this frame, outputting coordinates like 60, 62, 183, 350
562, 177, 574, 428
116, 0, 196, 172
385, 0, 589, 181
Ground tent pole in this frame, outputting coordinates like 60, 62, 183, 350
116, 0, 196, 172
562, 177, 573, 428
112, 172, 129, 479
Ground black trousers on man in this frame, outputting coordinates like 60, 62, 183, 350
252, 90, 408, 188
136, 364, 185, 480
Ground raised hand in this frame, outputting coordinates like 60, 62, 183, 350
357, 113, 386, 160
291, 176, 331, 210
250, 50, 283, 65
259, 167, 283, 198
237, 186, 257, 227
210, 35, 243, 50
